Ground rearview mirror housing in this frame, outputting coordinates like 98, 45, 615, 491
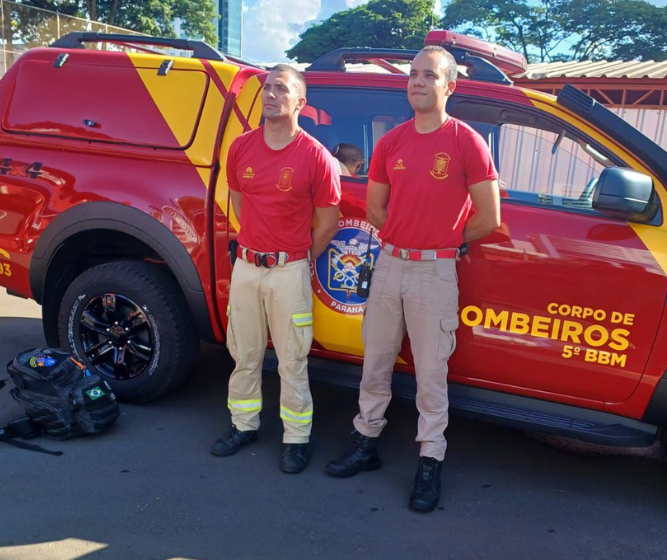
593, 167, 658, 223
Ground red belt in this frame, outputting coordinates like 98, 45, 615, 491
384, 244, 459, 261
237, 246, 309, 268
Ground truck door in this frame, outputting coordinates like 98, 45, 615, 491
449, 99, 667, 404
212, 70, 264, 322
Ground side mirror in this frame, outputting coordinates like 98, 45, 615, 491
593, 167, 658, 223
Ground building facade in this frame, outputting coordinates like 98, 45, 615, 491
218, 0, 242, 57
515, 60, 667, 151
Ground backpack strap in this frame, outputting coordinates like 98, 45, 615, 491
0, 417, 64, 456
0, 434, 64, 455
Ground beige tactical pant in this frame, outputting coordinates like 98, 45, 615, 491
354, 252, 458, 461
226, 258, 314, 444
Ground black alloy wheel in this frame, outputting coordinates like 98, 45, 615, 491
79, 293, 154, 380
58, 261, 199, 403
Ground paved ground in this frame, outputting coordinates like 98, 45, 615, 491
1, 289, 667, 560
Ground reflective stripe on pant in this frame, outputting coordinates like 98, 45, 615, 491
226, 258, 314, 444
353, 252, 458, 461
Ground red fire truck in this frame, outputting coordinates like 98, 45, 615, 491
1, 31, 666, 451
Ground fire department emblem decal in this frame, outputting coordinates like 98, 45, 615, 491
430, 152, 450, 180
313, 219, 381, 315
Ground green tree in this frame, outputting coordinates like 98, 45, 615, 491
441, 0, 667, 62
13, 0, 217, 44
442, 0, 573, 62
286, 0, 437, 63
90, 0, 216, 44
557, 0, 667, 61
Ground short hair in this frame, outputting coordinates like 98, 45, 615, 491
269, 63, 307, 96
419, 45, 458, 83
333, 143, 363, 164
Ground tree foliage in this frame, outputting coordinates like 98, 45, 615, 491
441, 0, 667, 62
12, 0, 217, 44
286, 0, 438, 63
558, 0, 667, 61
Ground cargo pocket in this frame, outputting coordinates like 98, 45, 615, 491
291, 312, 313, 360
226, 305, 239, 361
436, 319, 457, 363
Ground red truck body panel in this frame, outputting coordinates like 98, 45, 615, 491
0, 40, 666, 428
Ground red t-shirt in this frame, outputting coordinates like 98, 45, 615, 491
369, 118, 498, 249
227, 127, 341, 252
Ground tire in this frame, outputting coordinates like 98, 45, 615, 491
57, 261, 199, 403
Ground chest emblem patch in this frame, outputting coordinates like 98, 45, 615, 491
430, 152, 450, 180
277, 167, 294, 191
393, 158, 406, 171
243, 166, 255, 179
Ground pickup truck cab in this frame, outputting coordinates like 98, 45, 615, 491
1, 31, 666, 452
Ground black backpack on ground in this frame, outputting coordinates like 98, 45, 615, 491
0, 348, 120, 455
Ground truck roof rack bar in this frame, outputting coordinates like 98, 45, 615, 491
50, 32, 226, 61
306, 46, 512, 84
223, 54, 263, 69
425, 31, 527, 78
306, 48, 419, 72
448, 48, 512, 85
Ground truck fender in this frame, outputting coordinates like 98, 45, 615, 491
30, 201, 216, 342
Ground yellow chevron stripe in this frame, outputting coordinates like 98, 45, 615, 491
629, 222, 667, 277
127, 53, 239, 189
212, 63, 239, 93
215, 74, 263, 232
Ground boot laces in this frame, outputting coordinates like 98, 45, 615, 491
285, 444, 306, 458
222, 426, 240, 440
340, 432, 372, 460
415, 458, 439, 490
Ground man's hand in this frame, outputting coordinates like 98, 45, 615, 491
311, 206, 340, 258
366, 180, 390, 230
463, 179, 501, 243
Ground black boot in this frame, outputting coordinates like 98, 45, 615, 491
409, 456, 443, 513
211, 425, 257, 457
325, 429, 381, 478
281, 443, 309, 474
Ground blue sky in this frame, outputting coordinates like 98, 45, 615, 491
241, 0, 664, 62
241, 0, 442, 62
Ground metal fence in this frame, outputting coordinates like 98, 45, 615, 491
0, 0, 143, 74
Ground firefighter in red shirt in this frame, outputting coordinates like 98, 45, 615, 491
211, 65, 341, 474
326, 46, 501, 510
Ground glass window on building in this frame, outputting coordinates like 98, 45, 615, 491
219, 0, 243, 57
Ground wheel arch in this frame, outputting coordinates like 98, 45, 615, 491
30, 201, 216, 346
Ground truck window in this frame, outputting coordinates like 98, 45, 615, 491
495, 123, 610, 211
299, 88, 412, 179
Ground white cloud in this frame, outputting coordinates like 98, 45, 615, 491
241, 0, 445, 62
242, 0, 322, 62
